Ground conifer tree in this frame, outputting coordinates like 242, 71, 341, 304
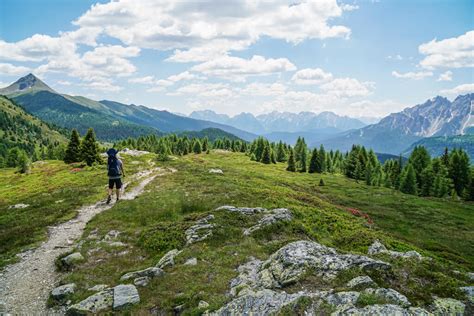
80, 128, 101, 166
193, 139, 202, 154
299, 148, 307, 172
308, 148, 318, 173
448, 149, 470, 196
318, 145, 326, 173
261, 143, 271, 164
399, 164, 417, 195
420, 165, 435, 196
319, 178, 325, 186
286, 149, 296, 172
17, 150, 31, 174
270, 149, 277, 164
202, 137, 209, 152
276, 141, 287, 162
64, 129, 82, 163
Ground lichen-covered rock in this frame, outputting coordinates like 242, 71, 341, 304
198, 300, 210, 308
51, 283, 76, 301
334, 304, 431, 315
364, 288, 411, 307
157, 249, 182, 269
461, 286, 474, 303
209, 169, 223, 174
88, 284, 108, 292
325, 291, 360, 307
67, 289, 113, 314
113, 284, 140, 310
184, 257, 197, 266
430, 297, 465, 315
120, 267, 164, 281
61, 252, 85, 267
243, 208, 292, 236
185, 215, 215, 245
467, 272, 474, 281
216, 205, 266, 215
258, 241, 391, 288
346, 276, 376, 289
134, 277, 150, 287
368, 240, 423, 260
229, 257, 263, 296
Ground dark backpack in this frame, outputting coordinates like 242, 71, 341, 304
107, 152, 121, 177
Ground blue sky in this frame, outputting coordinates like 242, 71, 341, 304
0, 0, 473, 118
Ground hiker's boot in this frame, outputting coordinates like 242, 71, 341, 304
106, 196, 112, 204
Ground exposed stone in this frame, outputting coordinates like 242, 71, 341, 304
107, 241, 127, 248
157, 249, 182, 269
120, 148, 150, 156
460, 286, 474, 303
8, 203, 29, 209
468, 272, 474, 281
346, 276, 376, 289
67, 289, 113, 314
88, 284, 108, 292
103, 230, 121, 241
216, 205, 266, 215
325, 291, 360, 307
258, 241, 391, 288
243, 208, 292, 236
334, 304, 431, 315
364, 288, 411, 307
185, 215, 215, 245
209, 169, 223, 174
430, 298, 465, 315
61, 252, 84, 267
51, 283, 76, 301
120, 267, 164, 281
113, 284, 140, 310
198, 300, 210, 308
368, 240, 423, 260
229, 257, 262, 296
184, 258, 197, 266
134, 277, 150, 287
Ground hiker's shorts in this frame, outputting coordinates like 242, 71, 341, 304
109, 178, 122, 189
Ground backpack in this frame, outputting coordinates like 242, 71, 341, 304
107, 150, 121, 177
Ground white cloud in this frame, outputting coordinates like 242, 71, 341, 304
392, 70, 433, 80
80, 80, 122, 92
440, 83, 474, 95
171, 83, 234, 98
74, 0, 351, 62
292, 68, 333, 85
387, 54, 403, 60
419, 30, 474, 69
348, 99, 406, 118
340, 3, 359, 11
240, 82, 287, 96
57, 80, 72, 86
191, 55, 296, 81
437, 70, 453, 82
0, 63, 30, 76
129, 76, 155, 84
320, 77, 374, 97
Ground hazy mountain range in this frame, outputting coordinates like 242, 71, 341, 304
1, 74, 472, 157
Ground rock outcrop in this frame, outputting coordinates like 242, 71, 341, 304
185, 214, 215, 245
120, 267, 164, 282
67, 288, 114, 314
243, 208, 292, 236
368, 240, 423, 260
215, 206, 266, 215
113, 284, 140, 310
430, 297, 465, 315
157, 249, 182, 269
346, 276, 376, 289
61, 252, 85, 268
363, 288, 411, 307
51, 283, 76, 302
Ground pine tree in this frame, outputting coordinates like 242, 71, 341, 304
276, 141, 287, 162
261, 143, 271, 164
299, 148, 307, 172
399, 164, 417, 195
286, 149, 296, 172
319, 178, 325, 186
193, 139, 202, 154
80, 128, 101, 166
318, 145, 326, 173
64, 129, 81, 164
270, 149, 277, 164
448, 149, 470, 196
308, 148, 318, 173
157, 141, 170, 161
441, 147, 449, 167
420, 166, 435, 196
202, 137, 209, 152
408, 146, 431, 190
17, 150, 31, 174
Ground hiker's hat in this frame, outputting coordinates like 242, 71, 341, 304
107, 148, 118, 156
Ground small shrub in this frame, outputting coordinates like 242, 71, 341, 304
356, 292, 390, 307
319, 178, 325, 186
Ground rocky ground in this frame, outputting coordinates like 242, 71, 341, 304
0, 167, 176, 315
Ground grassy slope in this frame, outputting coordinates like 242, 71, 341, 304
52, 151, 472, 313
0, 153, 155, 268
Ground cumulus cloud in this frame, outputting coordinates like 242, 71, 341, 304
0, 63, 30, 76
74, 0, 351, 62
171, 83, 234, 98
128, 76, 155, 84
320, 77, 374, 97
291, 68, 333, 85
419, 30, 474, 69
240, 82, 287, 96
440, 83, 474, 95
191, 55, 296, 81
437, 70, 453, 82
392, 70, 433, 80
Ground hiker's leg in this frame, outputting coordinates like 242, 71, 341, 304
107, 180, 113, 204
116, 178, 122, 200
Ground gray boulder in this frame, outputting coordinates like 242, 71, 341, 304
346, 276, 376, 289
229, 257, 263, 296
134, 277, 150, 287
88, 284, 108, 292
364, 288, 411, 307
461, 286, 474, 303
157, 249, 182, 269
209, 168, 223, 174
325, 291, 360, 307
61, 252, 85, 267
243, 208, 292, 236
430, 297, 465, 315
184, 257, 198, 266
113, 284, 140, 310
67, 289, 113, 314
51, 283, 76, 301
258, 240, 391, 288
198, 300, 210, 308
120, 267, 164, 281
216, 205, 266, 215
185, 215, 215, 245
368, 240, 423, 260
334, 304, 431, 315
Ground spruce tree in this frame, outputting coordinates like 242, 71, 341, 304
17, 150, 31, 174
202, 137, 209, 152
319, 178, 325, 186
420, 166, 435, 196
276, 141, 287, 162
80, 128, 101, 166
448, 149, 470, 196
270, 149, 277, 164
193, 139, 202, 154
64, 129, 81, 164
399, 164, 417, 195
318, 145, 326, 173
286, 149, 296, 172
261, 143, 271, 164
299, 148, 307, 172
308, 148, 318, 173
408, 146, 431, 190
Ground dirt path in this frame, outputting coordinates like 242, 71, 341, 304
0, 167, 176, 315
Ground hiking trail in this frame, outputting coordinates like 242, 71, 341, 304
0, 167, 176, 315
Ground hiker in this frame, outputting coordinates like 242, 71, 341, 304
106, 148, 125, 204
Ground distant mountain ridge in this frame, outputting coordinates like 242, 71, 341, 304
403, 134, 474, 161
323, 94, 474, 155
0, 74, 256, 141
189, 109, 366, 134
